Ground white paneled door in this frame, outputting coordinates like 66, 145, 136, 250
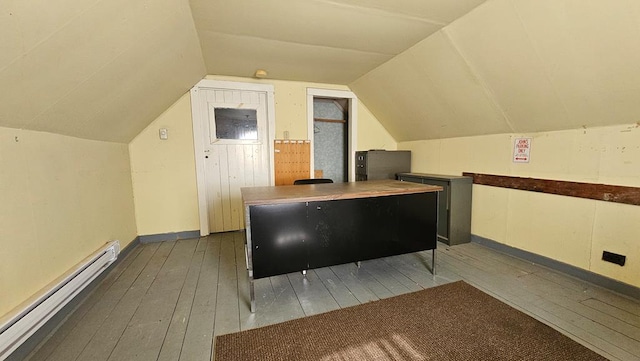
196, 85, 272, 233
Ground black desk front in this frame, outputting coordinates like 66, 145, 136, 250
242, 180, 441, 312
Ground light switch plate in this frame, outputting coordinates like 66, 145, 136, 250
159, 128, 168, 140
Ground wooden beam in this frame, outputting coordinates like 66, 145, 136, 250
462, 172, 640, 206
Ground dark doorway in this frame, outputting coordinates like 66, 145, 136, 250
312, 97, 349, 182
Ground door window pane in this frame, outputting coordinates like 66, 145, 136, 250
214, 108, 258, 140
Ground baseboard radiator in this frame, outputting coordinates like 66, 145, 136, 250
0, 240, 120, 361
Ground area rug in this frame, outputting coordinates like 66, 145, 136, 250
214, 281, 606, 360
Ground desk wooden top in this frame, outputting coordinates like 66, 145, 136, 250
242, 180, 442, 206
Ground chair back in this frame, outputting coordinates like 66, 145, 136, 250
293, 178, 334, 185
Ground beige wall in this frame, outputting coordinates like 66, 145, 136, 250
400, 124, 640, 288
129, 76, 396, 236
357, 104, 397, 151
204, 75, 397, 147
0, 127, 137, 317
129, 93, 200, 236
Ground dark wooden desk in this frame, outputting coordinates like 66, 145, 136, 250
242, 180, 442, 312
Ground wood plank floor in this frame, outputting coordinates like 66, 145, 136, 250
27, 232, 640, 361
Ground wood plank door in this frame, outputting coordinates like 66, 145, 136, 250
201, 88, 270, 232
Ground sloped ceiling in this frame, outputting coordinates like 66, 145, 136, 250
2, 0, 639, 143
0, 0, 206, 143
189, 0, 487, 85
351, 0, 640, 141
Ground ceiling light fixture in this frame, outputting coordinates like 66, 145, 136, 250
254, 69, 268, 78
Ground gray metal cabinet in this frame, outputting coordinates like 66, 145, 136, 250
355, 150, 411, 181
398, 173, 472, 246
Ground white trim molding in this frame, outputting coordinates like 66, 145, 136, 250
306, 88, 358, 182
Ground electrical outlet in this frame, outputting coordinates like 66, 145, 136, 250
159, 128, 168, 140
602, 251, 626, 266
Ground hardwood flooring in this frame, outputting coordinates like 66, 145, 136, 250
27, 232, 640, 361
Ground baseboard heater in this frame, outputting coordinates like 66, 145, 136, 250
0, 240, 120, 361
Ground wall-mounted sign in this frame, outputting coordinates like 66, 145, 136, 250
513, 137, 532, 163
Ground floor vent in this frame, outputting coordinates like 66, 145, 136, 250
0, 241, 120, 360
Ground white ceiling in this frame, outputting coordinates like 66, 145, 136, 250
1, 0, 639, 143
190, 0, 486, 84
0, 0, 206, 143
351, 0, 640, 141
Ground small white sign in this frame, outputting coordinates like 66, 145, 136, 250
513, 137, 532, 163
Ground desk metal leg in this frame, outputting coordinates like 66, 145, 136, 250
245, 207, 256, 313
249, 271, 256, 313
432, 249, 436, 275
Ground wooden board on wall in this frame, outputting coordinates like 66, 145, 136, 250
462, 172, 640, 206
274, 140, 311, 185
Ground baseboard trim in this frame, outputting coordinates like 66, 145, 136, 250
8, 238, 140, 361
471, 235, 640, 300
138, 230, 201, 244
